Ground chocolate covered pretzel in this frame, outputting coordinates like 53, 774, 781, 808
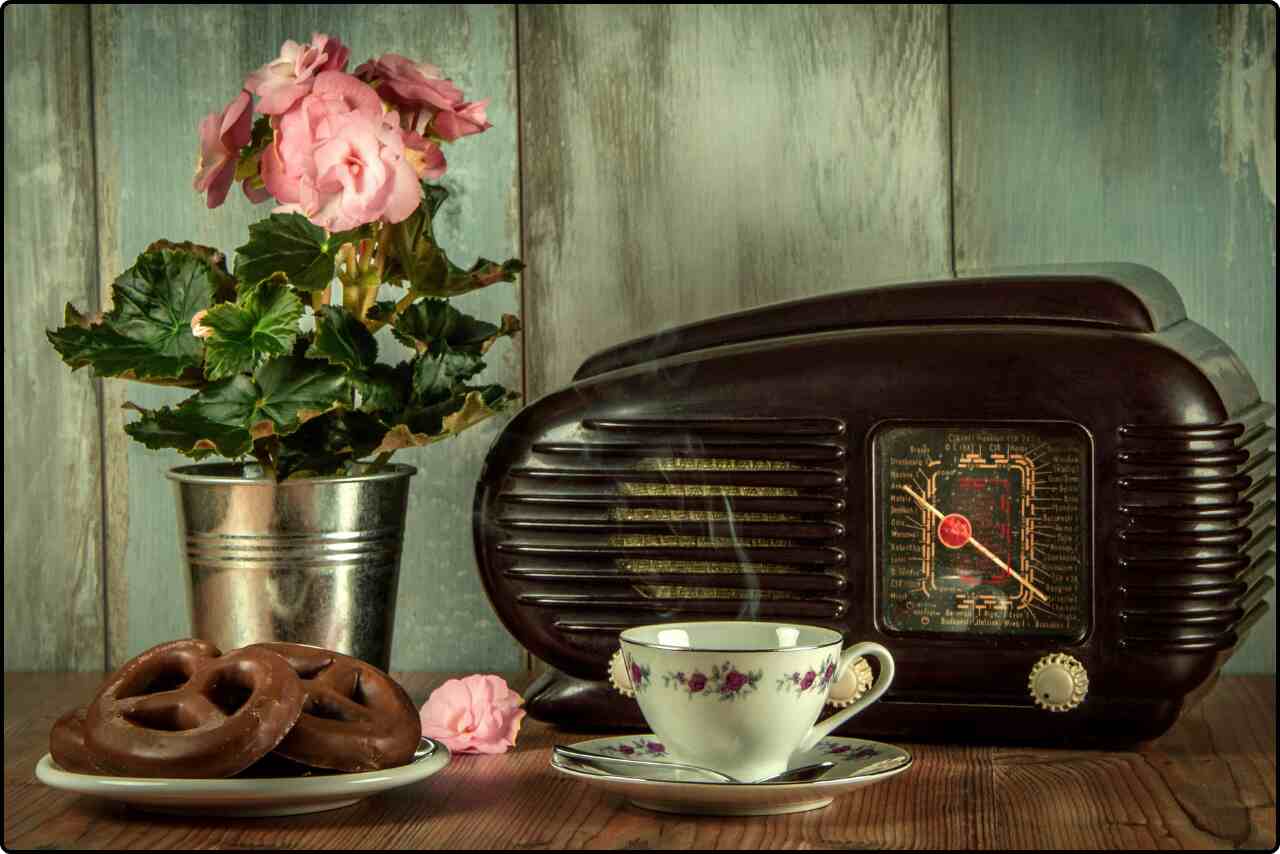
50, 707, 110, 774
245, 642, 420, 772
82, 639, 306, 778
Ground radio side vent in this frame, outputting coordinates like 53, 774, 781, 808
1115, 402, 1276, 653
495, 418, 850, 642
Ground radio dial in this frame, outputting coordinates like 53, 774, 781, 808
1029, 654, 1088, 712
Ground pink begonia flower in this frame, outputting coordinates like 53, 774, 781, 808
302, 110, 421, 230
355, 53, 492, 142
193, 90, 253, 209
242, 177, 273, 203
355, 53, 463, 112
419, 674, 525, 755
403, 131, 447, 180
430, 98, 491, 142
245, 33, 350, 116
190, 309, 213, 339
260, 71, 420, 230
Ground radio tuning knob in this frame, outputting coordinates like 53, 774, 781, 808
1028, 653, 1089, 712
827, 656, 875, 708
608, 649, 636, 698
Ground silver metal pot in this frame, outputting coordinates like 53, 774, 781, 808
167, 462, 416, 670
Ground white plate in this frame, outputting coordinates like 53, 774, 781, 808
550, 734, 911, 816
35, 738, 450, 817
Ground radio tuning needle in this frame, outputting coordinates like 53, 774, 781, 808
900, 485, 1049, 604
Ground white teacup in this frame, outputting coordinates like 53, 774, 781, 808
619, 621, 894, 782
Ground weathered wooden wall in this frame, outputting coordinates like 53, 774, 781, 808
519, 4, 952, 398
3, 4, 1275, 674
3, 6, 103, 670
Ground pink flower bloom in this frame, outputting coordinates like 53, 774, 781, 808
686, 672, 708, 693
193, 90, 253, 209
431, 98, 492, 142
355, 53, 492, 142
190, 309, 213, 339
800, 670, 816, 691
403, 131, 447, 179
246, 33, 350, 115
355, 53, 463, 112
260, 71, 420, 230
419, 674, 525, 755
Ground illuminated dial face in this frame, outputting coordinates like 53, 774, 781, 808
874, 423, 1090, 638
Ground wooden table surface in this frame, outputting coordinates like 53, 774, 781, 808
4, 673, 1275, 850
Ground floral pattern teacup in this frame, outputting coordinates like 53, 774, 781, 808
620, 621, 894, 783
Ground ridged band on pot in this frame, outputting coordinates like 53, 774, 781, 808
168, 463, 417, 670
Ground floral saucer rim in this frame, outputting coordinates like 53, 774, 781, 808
549, 733, 911, 788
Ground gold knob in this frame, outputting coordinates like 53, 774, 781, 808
608, 649, 636, 698
1028, 653, 1088, 712
827, 657, 874, 708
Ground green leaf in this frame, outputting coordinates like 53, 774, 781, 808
233, 213, 365, 292
392, 299, 521, 359
383, 182, 522, 297
120, 354, 351, 461
201, 278, 304, 380
122, 377, 260, 459
276, 409, 388, 479
144, 240, 237, 302
253, 354, 351, 435
367, 300, 399, 324
391, 298, 462, 351
47, 249, 216, 382
411, 341, 485, 405
307, 305, 378, 372
352, 361, 409, 414
453, 313, 521, 355
374, 384, 518, 453
423, 255, 524, 299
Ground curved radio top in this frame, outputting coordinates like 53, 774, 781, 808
573, 262, 1187, 381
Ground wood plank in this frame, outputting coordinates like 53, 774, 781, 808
518, 4, 953, 401
90, 6, 524, 671
3, 673, 1273, 850
2, 5, 105, 671
952, 4, 1276, 674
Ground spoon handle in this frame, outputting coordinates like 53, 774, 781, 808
552, 745, 736, 782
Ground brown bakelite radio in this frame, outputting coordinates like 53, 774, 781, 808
473, 264, 1275, 744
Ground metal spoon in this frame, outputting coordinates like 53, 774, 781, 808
552, 744, 836, 784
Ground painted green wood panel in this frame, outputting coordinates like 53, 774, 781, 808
91, 5, 523, 671
952, 4, 1276, 673
3, 5, 105, 671
519, 4, 953, 400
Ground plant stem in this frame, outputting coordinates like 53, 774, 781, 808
366, 290, 417, 334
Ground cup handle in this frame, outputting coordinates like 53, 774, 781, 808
797, 642, 895, 753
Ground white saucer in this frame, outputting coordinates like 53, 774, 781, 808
550, 734, 911, 816
35, 738, 450, 817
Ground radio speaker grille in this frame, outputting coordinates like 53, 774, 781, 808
1116, 403, 1276, 652
495, 418, 850, 644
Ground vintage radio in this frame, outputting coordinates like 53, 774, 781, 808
472, 264, 1275, 744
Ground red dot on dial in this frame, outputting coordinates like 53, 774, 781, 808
937, 513, 973, 549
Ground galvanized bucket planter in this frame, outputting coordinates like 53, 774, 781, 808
167, 463, 417, 670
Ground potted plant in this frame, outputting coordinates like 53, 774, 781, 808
46, 34, 521, 669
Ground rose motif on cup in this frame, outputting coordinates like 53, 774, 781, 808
601, 737, 667, 758
777, 655, 838, 696
625, 658, 652, 692
662, 663, 761, 700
